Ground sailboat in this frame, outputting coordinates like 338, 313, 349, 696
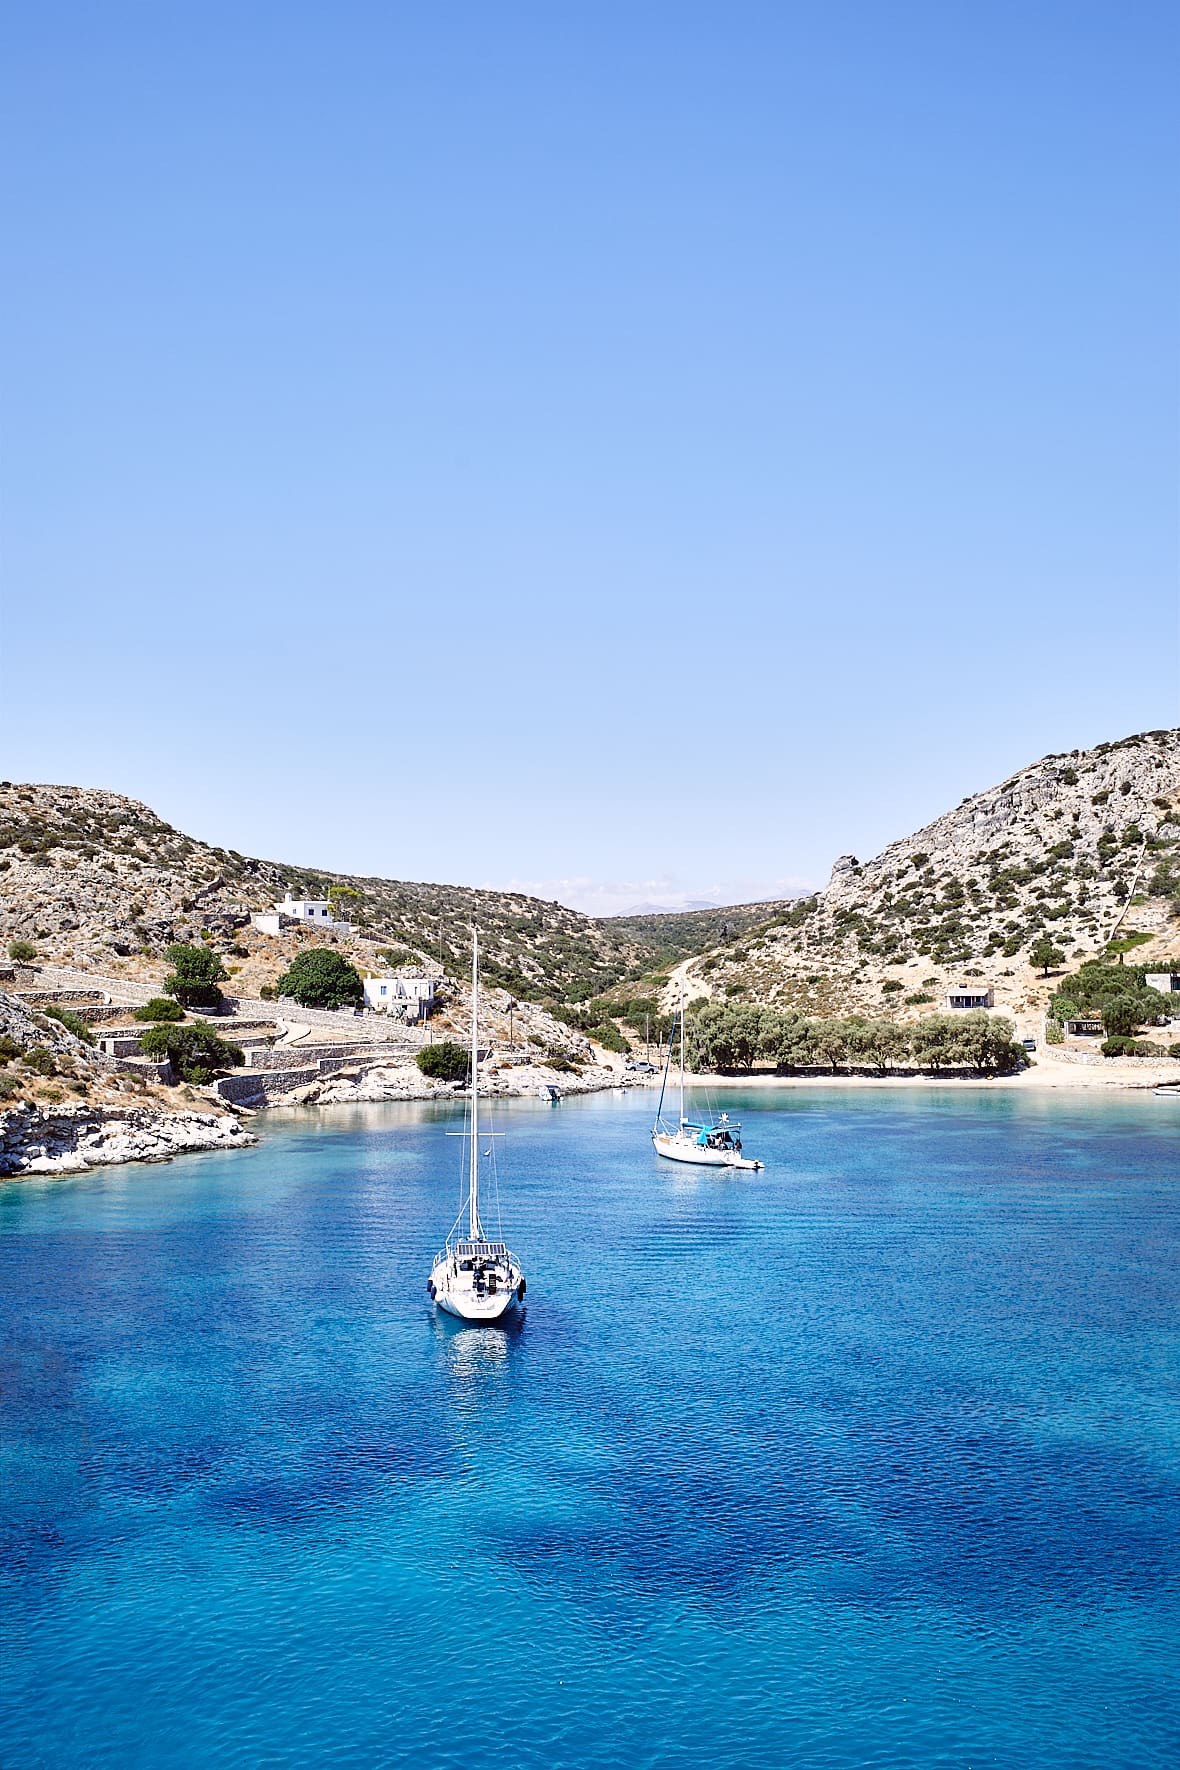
427, 930, 526, 1322
652, 982, 763, 1170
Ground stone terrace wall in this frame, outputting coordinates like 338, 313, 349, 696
215, 1069, 321, 1103
242, 1040, 422, 1070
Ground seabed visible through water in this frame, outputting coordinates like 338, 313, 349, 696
2, 1087, 1178, 1769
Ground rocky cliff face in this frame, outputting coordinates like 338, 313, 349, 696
682, 729, 1180, 1021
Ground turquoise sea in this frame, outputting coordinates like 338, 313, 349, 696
1, 1087, 1178, 1769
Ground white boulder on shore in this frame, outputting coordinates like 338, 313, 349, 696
0, 1102, 257, 1177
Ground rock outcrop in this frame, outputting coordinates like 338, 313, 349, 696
0, 1101, 256, 1176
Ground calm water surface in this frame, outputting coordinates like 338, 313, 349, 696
2, 1088, 1178, 1769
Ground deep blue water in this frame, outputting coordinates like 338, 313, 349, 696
1, 1087, 1178, 1769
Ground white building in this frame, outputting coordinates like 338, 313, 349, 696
363, 974, 436, 1021
251, 898, 351, 937
1145, 972, 1180, 996
277, 898, 335, 923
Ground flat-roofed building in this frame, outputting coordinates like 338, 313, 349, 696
251, 898, 351, 936
363, 973, 436, 1021
946, 985, 994, 1010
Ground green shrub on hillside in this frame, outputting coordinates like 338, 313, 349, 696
0, 1072, 21, 1100
1101, 1036, 1141, 1058
139, 1022, 245, 1083
43, 1006, 94, 1044
7, 939, 37, 962
135, 997, 186, 1023
0, 1035, 24, 1063
415, 1042, 468, 1082
275, 948, 363, 1010
163, 943, 228, 1008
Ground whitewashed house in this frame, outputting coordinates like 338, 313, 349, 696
363, 974, 436, 1021
251, 897, 351, 937
1145, 972, 1180, 996
278, 897, 335, 923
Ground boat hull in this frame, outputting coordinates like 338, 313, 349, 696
429, 1253, 524, 1322
652, 1132, 762, 1170
434, 1289, 521, 1323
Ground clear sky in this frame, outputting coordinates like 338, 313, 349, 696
2, 2, 1177, 914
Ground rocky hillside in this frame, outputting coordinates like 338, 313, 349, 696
4, 730, 1178, 1040
0, 986, 254, 1175
679, 729, 1180, 1027
0, 783, 654, 1003
604, 899, 797, 968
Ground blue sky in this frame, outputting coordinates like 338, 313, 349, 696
2, 2, 1176, 914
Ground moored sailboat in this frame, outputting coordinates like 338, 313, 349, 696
652, 981, 763, 1170
428, 931, 526, 1321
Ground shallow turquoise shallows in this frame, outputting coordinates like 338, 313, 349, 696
2, 1088, 1179, 1769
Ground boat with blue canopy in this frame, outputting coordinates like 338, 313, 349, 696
651, 981, 763, 1170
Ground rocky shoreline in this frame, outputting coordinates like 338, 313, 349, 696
0, 1102, 258, 1178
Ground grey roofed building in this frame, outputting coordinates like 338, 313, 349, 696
946, 985, 994, 1010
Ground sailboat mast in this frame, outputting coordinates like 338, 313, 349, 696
469, 929, 480, 1239
679, 977, 685, 1126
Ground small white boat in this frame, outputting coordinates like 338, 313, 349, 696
428, 931, 526, 1323
651, 982, 763, 1171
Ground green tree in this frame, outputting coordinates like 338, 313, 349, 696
952, 1011, 1026, 1075
138, 1022, 245, 1084
909, 1014, 958, 1072
275, 948, 363, 1009
1102, 997, 1140, 1037
416, 1041, 469, 1081
810, 1017, 848, 1073
866, 1019, 911, 1074
1029, 935, 1065, 977
7, 939, 37, 962
163, 942, 228, 1008
328, 885, 362, 921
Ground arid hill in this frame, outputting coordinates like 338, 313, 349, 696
676, 728, 1180, 1029
0, 782, 657, 1002
3, 729, 1178, 1037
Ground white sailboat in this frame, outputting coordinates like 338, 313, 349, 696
428, 930, 526, 1322
652, 982, 763, 1170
